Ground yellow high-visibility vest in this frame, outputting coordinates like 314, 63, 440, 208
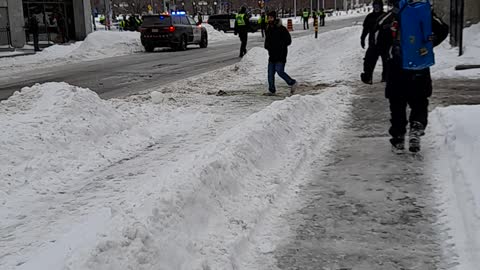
236, 14, 246, 26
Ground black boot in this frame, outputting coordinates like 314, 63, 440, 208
409, 121, 425, 153
361, 73, 373, 85
390, 136, 405, 153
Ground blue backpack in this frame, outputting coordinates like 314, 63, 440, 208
397, 0, 435, 70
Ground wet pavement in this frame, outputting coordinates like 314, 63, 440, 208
274, 78, 480, 270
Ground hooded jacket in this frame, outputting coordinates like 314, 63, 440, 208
264, 19, 292, 63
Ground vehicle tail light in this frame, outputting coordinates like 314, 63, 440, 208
169, 26, 175, 32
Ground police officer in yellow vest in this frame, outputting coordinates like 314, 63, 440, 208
234, 6, 250, 57
319, 8, 326, 26
302, 8, 309, 30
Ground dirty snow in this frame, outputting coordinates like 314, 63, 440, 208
0, 24, 363, 270
433, 23, 480, 79
2, 18, 479, 270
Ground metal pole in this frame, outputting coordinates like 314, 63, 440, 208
310, 0, 313, 14
322, 0, 325, 9
294, 0, 297, 19
459, 0, 464, 56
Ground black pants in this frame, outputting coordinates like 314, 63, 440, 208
363, 45, 388, 80
33, 32, 40, 51
303, 18, 309, 29
320, 17, 325, 26
239, 31, 248, 56
261, 27, 265, 38
386, 62, 432, 138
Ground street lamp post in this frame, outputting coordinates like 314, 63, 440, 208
294, 0, 296, 19
214, 1, 217, 14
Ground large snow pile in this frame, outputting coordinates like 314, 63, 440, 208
428, 105, 480, 270
0, 82, 352, 270
1, 25, 361, 270
203, 23, 237, 42
70, 31, 142, 59
0, 31, 142, 76
64, 86, 351, 270
150, 25, 363, 95
0, 82, 148, 195
433, 23, 480, 79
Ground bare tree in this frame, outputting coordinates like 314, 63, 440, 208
112, 0, 150, 15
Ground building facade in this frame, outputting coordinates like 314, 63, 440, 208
0, 0, 92, 48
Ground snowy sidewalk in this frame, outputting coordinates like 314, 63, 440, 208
271, 82, 449, 270
258, 78, 480, 270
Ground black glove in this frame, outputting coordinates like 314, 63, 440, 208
361, 39, 365, 49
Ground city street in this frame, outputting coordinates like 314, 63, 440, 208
0, 17, 361, 100
1, 10, 480, 270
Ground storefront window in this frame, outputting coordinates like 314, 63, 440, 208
23, 0, 74, 45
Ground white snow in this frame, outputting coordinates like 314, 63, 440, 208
0, 31, 142, 77
5, 16, 480, 270
281, 7, 369, 25
433, 23, 480, 79
147, 25, 363, 96
428, 105, 480, 270
203, 23, 237, 42
0, 24, 364, 270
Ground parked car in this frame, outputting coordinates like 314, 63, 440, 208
140, 12, 208, 52
207, 13, 259, 33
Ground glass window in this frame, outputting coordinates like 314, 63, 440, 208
172, 16, 181, 25
187, 17, 197, 25
143, 16, 171, 26
180, 16, 189, 25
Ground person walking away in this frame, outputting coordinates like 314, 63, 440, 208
375, 0, 448, 152
319, 8, 326, 26
28, 11, 41, 52
360, 0, 387, 84
259, 12, 267, 38
302, 8, 309, 30
234, 6, 250, 57
264, 11, 298, 96
198, 13, 203, 24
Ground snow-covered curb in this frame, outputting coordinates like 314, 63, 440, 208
427, 105, 480, 270
433, 23, 480, 79
0, 31, 143, 77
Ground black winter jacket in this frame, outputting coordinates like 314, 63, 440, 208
361, 11, 385, 47
375, 11, 449, 98
264, 19, 292, 63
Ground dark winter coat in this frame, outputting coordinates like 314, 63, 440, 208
28, 15, 39, 33
361, 11, 385, 47
374, 11, 449, 99
264, 19, 292, 63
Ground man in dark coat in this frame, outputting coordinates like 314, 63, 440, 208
28, 11, 41, 52
234, 6, 250, 57
259, 12, 267, 38
264, 11, 297, 95
360, 0, 387, 84
375, 0, 448, 152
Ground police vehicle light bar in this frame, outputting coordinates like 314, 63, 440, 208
171, 11, 186, 15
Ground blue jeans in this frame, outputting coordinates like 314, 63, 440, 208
268, 62, 296, 93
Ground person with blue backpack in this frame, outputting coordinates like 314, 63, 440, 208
374, 0, 448, 152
